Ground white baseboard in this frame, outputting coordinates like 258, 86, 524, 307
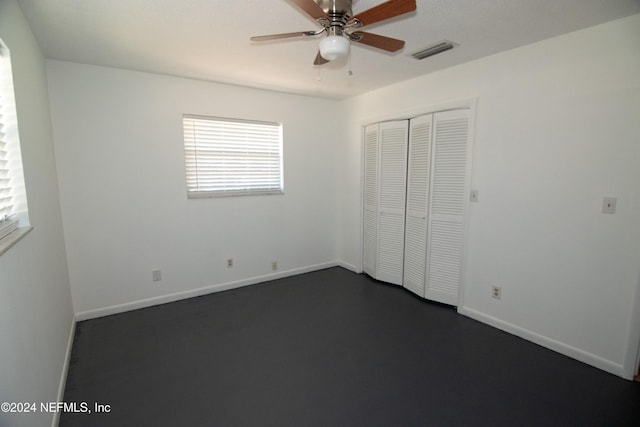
458, 306, 626, 379
336, 260, 359, 273
52, 316, 76, 427
75, 261, 340, 321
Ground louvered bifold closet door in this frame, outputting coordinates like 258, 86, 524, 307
403, 114, 433, 297
376, 120, 408, 285
425, 109, 470, 305
363, 124, 379, 277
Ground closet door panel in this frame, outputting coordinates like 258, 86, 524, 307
403, 114, 432, 296
427, 218, 464, 303
426, 109, 470, 305
377, 212, 406, 284
376, 121, 408, 285
363, 124, 379, 277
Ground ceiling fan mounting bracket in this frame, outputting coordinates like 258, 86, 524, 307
316, 17, 331, 28
346, 18, 363, 29
303, 29, 327, 37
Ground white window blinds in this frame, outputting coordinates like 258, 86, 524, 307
0, 94, 11, 220
182, 115, 283, 198
0, 39, 29, 244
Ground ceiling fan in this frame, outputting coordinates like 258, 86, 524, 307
250, 0, 417, 65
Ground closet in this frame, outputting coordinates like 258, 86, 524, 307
363, 109, 472, 306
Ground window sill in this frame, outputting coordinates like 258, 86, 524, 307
187, 189, 285, 199
0, 226, 33, 256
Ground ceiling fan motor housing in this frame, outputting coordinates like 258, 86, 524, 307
315, 0, 353, 17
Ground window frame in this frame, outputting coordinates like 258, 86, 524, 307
0, 38, 32, 256
182, 114, 284, 199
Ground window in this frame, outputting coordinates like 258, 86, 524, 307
0, 38, 30, 254
182, 115, 283, 198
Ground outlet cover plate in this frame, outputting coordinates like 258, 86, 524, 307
602, 197, 617, 214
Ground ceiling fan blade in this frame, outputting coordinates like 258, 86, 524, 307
350, 31, 405, 52
349, 0, 416, 27
291, 0, 330, 21
314, 51, 329, 65
250, 31, 317, 41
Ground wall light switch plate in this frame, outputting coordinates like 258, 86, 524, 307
602, 197, 617, 214
470, 190, 479, 202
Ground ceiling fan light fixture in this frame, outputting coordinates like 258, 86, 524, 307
319, 35, 350, 61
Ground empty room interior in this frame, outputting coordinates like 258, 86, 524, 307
1, 0, 640, 426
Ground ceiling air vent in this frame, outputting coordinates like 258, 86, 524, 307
412, 40, 456, 60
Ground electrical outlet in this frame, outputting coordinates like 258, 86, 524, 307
491, 286, 501, 300
272, 261, 278, 271
602, 197, 617, 214
152, 270, 162, 282
227, 258, 233, 268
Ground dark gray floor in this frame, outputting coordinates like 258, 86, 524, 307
61, 267, 639, 426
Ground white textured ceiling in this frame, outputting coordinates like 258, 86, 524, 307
17, 0, 640, 99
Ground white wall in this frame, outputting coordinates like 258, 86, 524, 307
46, 61, 342, 318
339, 14, 640, 377
0, 1, 75, 426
